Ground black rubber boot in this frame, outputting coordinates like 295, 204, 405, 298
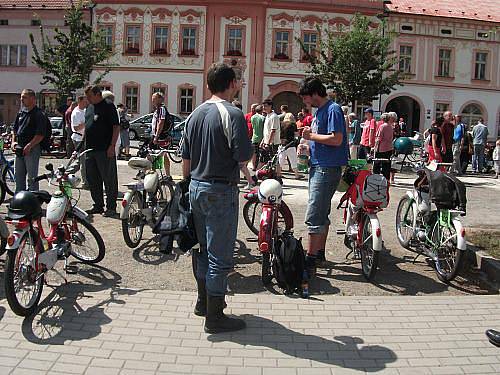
316, 249, 326, 264
194, 279, 207, 317
486, 329, 500, 347
305, 255, 317, 279
204, 296, 246, 334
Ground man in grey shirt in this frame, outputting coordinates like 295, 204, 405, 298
472, 118, 489, 173
182, 63, 252, 334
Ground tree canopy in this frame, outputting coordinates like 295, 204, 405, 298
299, 14, 403, 108
30, 1, 113, 101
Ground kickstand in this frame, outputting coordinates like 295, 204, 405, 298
64, 257, 78, 275
345, 249, 353, 259
412, 250, 423, 263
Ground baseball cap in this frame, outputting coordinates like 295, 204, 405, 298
364, 108, 374, 114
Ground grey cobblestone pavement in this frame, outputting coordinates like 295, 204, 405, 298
1, 156, 500, 374
0, 289, 499, 374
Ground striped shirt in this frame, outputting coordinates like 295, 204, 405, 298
152, 104, 167, 136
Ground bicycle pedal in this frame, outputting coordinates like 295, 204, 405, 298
65, 264, 78, 275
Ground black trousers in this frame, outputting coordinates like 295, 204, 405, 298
85, 150, 118, 210
373, 151, 392, 181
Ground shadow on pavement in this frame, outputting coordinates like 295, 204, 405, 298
318, 249, 450, 295
132, 237, 184, 265
0, 306, 5, 321
208, 315, 397, 371
21, 263, 141, 345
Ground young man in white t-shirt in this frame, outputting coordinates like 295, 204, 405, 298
261, 99, 281, 176
71, 95, 88, 187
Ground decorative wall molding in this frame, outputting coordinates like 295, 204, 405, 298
96, 7, 117, 16
271, 13, 295, 22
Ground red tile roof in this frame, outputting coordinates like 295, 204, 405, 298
0, 0, 73, 9
387, 0, 500, 23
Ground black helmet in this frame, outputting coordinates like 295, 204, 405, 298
8, 191, 43, 220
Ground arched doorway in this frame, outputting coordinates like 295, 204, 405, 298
385, 96, 421, 135
460, 103, 484, 128
272, 91, 304, 116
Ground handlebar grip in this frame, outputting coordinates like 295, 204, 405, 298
34, 174, 49, 183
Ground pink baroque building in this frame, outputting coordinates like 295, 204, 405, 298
0, 1, 91, 121
90, 0, 386, 118
0, 0, 499, 139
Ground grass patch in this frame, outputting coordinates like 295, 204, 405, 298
468, 230, 500, 259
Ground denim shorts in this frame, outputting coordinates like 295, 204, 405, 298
305, 166, 342, 234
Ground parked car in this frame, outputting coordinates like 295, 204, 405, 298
129, 113, 185, 141
49, 116, 64, 137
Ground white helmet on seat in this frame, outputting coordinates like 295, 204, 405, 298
258, 179, 283, 204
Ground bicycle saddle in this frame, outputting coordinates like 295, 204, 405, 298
128, 157, 152, 171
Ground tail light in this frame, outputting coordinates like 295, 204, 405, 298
260, 242, 269, 252
460, 228, 466, 237
376, 228, 381, 237
121, 199, 127, 208
7, 234, 16, 247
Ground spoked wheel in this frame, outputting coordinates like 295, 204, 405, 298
69, 215, 105, 264
0, 180, 5, 205
157, 177, 175, 208
359, 215, 379, 281
261, 251, 272, 285
431, 218, 463, 283
243, 200, 293, 236
4, 229, 44, 316
396, 196, 417, 249
0, 235, 6, 256
122, 193, 145, 248
2, 163, 15, 196
167, 144, 182, 163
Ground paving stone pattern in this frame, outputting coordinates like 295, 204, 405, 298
1, 290, 499, 374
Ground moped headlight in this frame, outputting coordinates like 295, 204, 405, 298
67, 174, 81, 188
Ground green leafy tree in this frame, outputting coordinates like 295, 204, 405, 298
30, 1, 113, 102
299, 14, 403, 108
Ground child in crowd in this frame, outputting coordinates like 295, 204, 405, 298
493, 139, 500, 179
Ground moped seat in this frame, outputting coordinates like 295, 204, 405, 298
33, 190, 52, 204
128, 157, 152, 171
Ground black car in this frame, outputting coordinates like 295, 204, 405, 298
129, 113, 185, 141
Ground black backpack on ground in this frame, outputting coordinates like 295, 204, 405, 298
272, 231, 306, 294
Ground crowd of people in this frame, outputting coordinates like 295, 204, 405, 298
7, 66, 500, 336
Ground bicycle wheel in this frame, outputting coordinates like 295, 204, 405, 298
431, 218, 463, 283
395, 196, 417, 249
69, 215, 105, 264
2, 163, 15, 196
4, 229, 44, 316
261, 251, 272, 285
122, 192, 145, 248
0, 180, 5, 205
167, 144, 182, 163
0, 236, 6, 256
243, 200, 293, 236
360, 214, 379, 280
157, 177, 174, 208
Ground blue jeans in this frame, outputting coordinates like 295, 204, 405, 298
305, 166, 342, 234
473, 144, 485, 172
15, 145, 41, 192
189, 180, 239, 297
